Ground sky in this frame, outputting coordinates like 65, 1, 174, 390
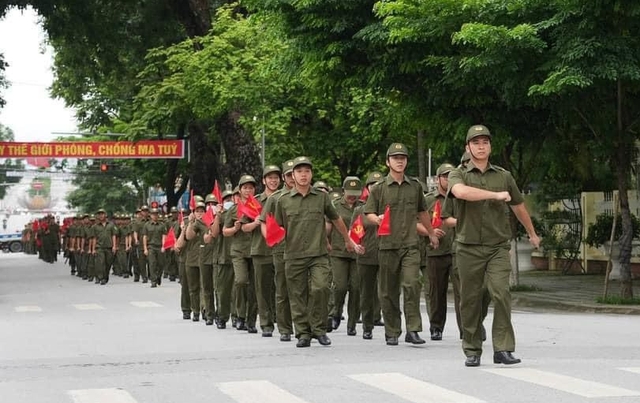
0, 7, 78, 142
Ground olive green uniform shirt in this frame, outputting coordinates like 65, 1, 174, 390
93, 221, 117, 249
248, 192, 271, 257
216, 210, 233, 264
329, 197, 360, 259
363, 174, 427, 250
275, 187, 339, 261
142, 220, 166, 247
185, 220, 206, 267
259, 188, 289, 255
351, 205, 379, 265
447, 161, 523, 246
425, 190, 454, 256
225, 204, 252, 259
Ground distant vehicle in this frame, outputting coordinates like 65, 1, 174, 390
0, 232, 23, 253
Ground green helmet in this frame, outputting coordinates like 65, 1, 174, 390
466, 125, 491, 143
205, 194, 218, 204
366, 171, 383, 185
386, 143, 409, 158
436, 163, 455, 176
263, 164, 281, 177
238, 174, 257, 187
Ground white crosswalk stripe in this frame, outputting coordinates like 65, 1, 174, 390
217, 380, 311, 403
130, 301, 163, 308
14, 305, 42, 312
69, 388, 139, 403
72, 303, 105, 310
348, 372, 485, 403
620, 367, 640, 375
483, 368, 640, 398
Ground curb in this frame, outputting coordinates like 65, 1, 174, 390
511, 294, 640, 315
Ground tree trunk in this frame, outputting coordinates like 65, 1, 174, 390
217, 111, 262, 190
167, 0, 212, 38
188, 121, 220, 196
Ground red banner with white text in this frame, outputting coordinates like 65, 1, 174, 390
0, 140, 185, 159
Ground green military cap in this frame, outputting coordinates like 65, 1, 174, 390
466, 124, 491, 143
195, 201, 206, 210
330, 191, 342, 200
124, 214, 132, 220
292, 156, 313, 170
149, 208, 159, 214
194, 195, 204, 202
135, 208, 141, 213
113, 213, 120, 219
169, 206, 178, 213
232, 186, 240, 195
96, 208, 106, 214
436, 163, 455, 176
342, 176, 362, 197
366, 171, 383, 185
140, 205, 149, 211
205, 194, 218, 204
386, 142, 409, 157
313, 181, 330, 191
89, 214, 96, 220
222, 189, 234, 199
82, 213, 90, 218
461, 151, 471, 163
238, 174, 257, 187
282, 159, 295, 175
263, 164, 281, 177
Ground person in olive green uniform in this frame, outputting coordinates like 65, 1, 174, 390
165, 207, 179, 281
143, 208, 167, 288
211, 191, 235, 329
132, 206, 150, 283
423, 163, 457, 341
243, 165, 281, 337
185, 201, 207, 321
364, 143, 440, 346
275, 156, 362, 348
449, 125, 540, 367
224, 175, 259, 333
353, 172, 383, 340
174, 208, 191, 319
92, 209, 117, 285
200, 194, 219, 325
327, 176, 363, 336
259, 160, 296, 341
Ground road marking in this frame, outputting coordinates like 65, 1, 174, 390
349, 373, 485, 403
218, 380, 310, 403
69, 388, 138, 403
483, 368, 640, 398
620, 367, 640, 375
130, 301, 163, 308
72, 303, 105, 310
14, 305, 42, 312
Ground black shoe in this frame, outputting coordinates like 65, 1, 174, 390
142, 278, 148, 284
70, 270, 76, 275
405, 331, 426, 345
192, 314, 199, 322
316, 334, 331, 346
331, 316, 341, 330
170, 276, 176, 282
347, 327, 356, 336
296, 338, 311, 348
326, 317, 333, 333
163, 273, 168, 278
88, 277, 94, 282
363, 331, 373, 340
465, 356, 481, 367
157, 277, 161, 286
262, 331, 273, 337
123, 274, 129, 279
81, 276, 88, 280
150, 282, 157, 288
386, 335, 399, 346
280, 334, 291, 342
206, 319, 214, 326
134, 276, 140, 282
493, 351, 521, 365
216, 320, 226, 329
95, 279, 100, 284
373, 319, 385, 327
183, 312, 191, 320
236, 319, 247, 331
232, 318, 238, 328
247, 326, 258, 334
430, 329, 443, 341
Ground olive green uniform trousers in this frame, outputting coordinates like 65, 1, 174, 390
330, 257, 360, 330
253, 256, 276, 333
274, 252, 293, 336
233, 257, 257, 326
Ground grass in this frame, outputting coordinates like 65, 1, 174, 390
596, 296, 640, 305
510, 284, 542, 292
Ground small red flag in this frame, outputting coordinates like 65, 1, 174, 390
242, 194, 262, 220
359, 186, 370, 202
431, 199, 443, 228
202, 206, 215, 227
189, 189, 196, 211
163, 227, 176, 249
212, 180, 223, 205
265, 213, 286, 247
377, 205, 391, 236
349, 214, 366, 244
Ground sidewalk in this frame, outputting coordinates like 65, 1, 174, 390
510, 270, 640, 315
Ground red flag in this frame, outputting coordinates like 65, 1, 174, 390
242, 194, 262, 220
202, 206, 215, 227
236, 200, 246, 219
189, 189, 196, 211
377, 205, 391, 236
163, 227, 176, 249
359, 186, 370, 202
265, 213, 286, 247
25, 157, 50, 168
212, 180, 223, 205
431, 199, 442, 228
32, 220, 39, 231
349, 214, 366, 244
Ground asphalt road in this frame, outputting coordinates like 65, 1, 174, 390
1, 252, 640, 403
